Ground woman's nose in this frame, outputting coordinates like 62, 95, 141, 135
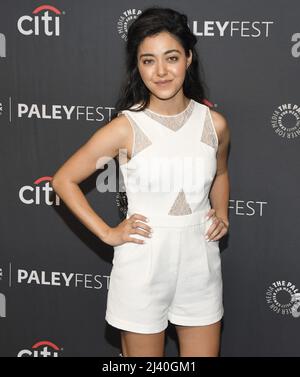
156, 61, 167, 76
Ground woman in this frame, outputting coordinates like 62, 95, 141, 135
51, 6, 230, 357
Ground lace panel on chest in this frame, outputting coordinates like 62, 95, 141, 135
143, 99, 195, 131
168, 189, 192, 215
201, 107, 218, 150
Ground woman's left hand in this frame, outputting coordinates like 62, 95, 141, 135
205, 208, 229, 241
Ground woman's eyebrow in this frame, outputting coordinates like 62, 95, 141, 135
139, 49, 181, 59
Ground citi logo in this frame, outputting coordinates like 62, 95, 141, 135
19, 176, 60, 206
17, 5, 64, 37
17, 341, 62, 357
0, 33, 6, 57
0, 293, 6, 318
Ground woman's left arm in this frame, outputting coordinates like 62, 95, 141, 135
208, 109, 231, 229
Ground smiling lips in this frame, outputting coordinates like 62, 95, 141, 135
155, 80, 172, 86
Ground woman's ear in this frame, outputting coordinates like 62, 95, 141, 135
187, 49, 193, 68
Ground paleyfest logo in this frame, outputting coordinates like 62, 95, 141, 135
266, 280, 300, 318
17, 4, 64, 36
117, 8, 142, 41
271, 104, 300, 139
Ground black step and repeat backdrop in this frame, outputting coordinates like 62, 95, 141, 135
1, 0, 300, 357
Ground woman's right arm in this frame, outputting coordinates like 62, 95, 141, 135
51, 115, 151, 246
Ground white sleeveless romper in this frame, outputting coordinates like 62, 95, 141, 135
105, 99, 224, 333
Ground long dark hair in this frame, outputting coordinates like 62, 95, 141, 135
113, 6, 209, 117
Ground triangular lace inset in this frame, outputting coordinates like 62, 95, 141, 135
131, 118, 152, 157
118, 112, 152, 161
143, 99, 194, 131
168, 190, 192, 215
201, 108, 218, 150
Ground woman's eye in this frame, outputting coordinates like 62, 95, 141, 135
142, 56, 178, 65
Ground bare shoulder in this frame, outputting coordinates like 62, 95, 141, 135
86, 114, 131, 155
209, 108, 230, 144
103, 112, 134, 159
75, 112, 132, 161
51, 112, 134, 185
104, 113, 131, 140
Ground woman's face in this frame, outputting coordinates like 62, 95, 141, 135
137, 31, 192, 100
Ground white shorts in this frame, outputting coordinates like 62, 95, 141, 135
105, 208, 224, 334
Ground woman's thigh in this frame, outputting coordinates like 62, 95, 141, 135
121, 329, 166, 357
175, 320, 221, 357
